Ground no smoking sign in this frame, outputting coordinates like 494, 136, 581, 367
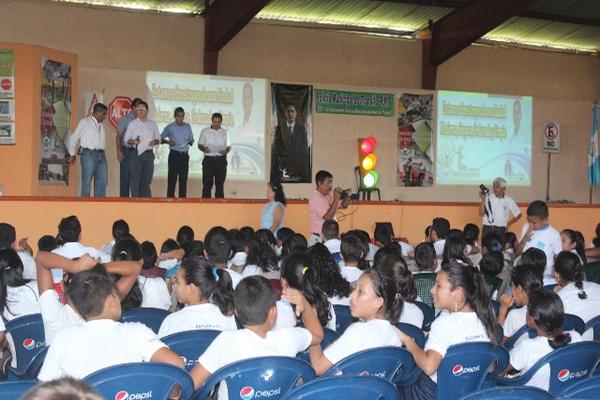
543, 122, 560, 153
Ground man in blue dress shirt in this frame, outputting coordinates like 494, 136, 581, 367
161, 107, 194, 198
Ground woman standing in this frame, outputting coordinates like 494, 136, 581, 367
261, 181, 286, 234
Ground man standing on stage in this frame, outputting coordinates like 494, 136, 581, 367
308, 170, 350, 245
124, 101, 161, 198
116, 97, 143, 197
67, 103, 108, 197
479, 177, 521, 239
161, 107, 194, 198
198, 113, 230, 198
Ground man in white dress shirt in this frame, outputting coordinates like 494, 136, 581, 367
198, 113, 230, 198
67, 103, 108, 197
124, 101, 161, 198
479, 177, 521, 239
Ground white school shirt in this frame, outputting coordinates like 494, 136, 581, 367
509, 331, 583, 391
366, 243, 378, 263
340, 266, 363, 284
18, 251, 37, 280
38, 319, 166, 381
519, 224, 562, 275
482, 194, 521, 227
324, 319, 402, 365
273, 301, 336, 332
399, 301, 424, 329
425, 312, 491, 383
324, 238, 341, 255
3, 282, 40, 321
396, 240, 414, 257
124, 117, 161, 155
199, 127, 228, 156
51, 242, 111, 283
557, 281, 600, 340
227, 251, 247, 269
39, 289, 84, 345
434, 239, 446, 257
100, 240, 115, 256
225, 268, 243, 289
67, 115, 106, 156
138, 276, 172, 311
158, 303, 237, 338
503, 306, 528, 346
199, 327, 311, 400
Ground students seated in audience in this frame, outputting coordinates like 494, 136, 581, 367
375, 255, 424, 329
137, 241, 171, 310
176, 225, 195, 247
158, 238, 181, 279
479, 251, 505, 299
554, 251, 600, 339
100, 219, 129, 256
37, 264, 183, 381
560, 229, 587, 264
0, 248, 40, 321
38, 235, 58, 252
190, 275, 323, 391
281, 233, 308, 259
430, 217, 450, 257
373, 242, 403, 267
226, 229, 247, 271
241, 238, 279, 278
254, 228, 277, 250
111, 238, 143, 311
398, 263, 498, 400
277, 253, 333, 330
414, 242, 436, 273
339, 233, 368, 283
309, 269, 404, 375
503, 232, 518, 270
321, 219, 342, 263
275, 227, 294, 258
36, 251, 141, 344
516, 200, 562, 275
463, 223, 481, 254
158, 257, 236, 337
240, 226, 255, 242
21, 377, 103, 400
374, 223, 413, 257
498, 264, 543, 345
0, 223, 37, 280
307, 243, 351, 306
506, 290, 582, 391
347, 229, 378, 264
441, 233, 471, 266
204, 226, 243, 288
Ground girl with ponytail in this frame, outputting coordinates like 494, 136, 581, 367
560, 229, 587, 264
507, 290, 582, 390
309, 268, 404, 376
398, 262, 498, 400
554, 251, 600, 340
158, 257, 236, 337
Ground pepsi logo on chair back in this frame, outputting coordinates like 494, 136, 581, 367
22, 338, 45, 350
557, 368, 588, 382
452, 364, 480, 377
114, 390, 153, 400
239, 386, 282, 399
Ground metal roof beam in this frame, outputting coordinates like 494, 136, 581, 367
204, 0, 271, 74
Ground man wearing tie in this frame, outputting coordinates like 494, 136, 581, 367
67, 103, 108, 197
123, 101, 161, 198
270, 104, 310, 183
161, 107, 194, 198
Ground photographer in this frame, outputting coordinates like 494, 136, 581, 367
479, 177, 521, 239
308, 170, 350, 245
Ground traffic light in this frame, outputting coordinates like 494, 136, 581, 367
358, 136, 379, 189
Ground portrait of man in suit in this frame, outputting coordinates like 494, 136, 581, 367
271, 104, 311, 183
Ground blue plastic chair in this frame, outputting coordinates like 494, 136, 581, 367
0, 380, 38, 398
559, 375, 600, 398
436, 342, 510, 400
494, 341, 600, 395
297, 328, 339, 362
281, 376, 399, 400
491, 300, 500, 317
505, 324, 530, 350
414, 301, 435, 331
161, 329, 221, 371
584, 315, 600, 340
505, 313, 586, 351
396, 322, 426, 348
83, 362, 195, 400
459, 386, 554, 400
322, 346, 415, 383
119, 307, 170, 334
5, 313, 47, 379
332, 304, 356, 334
195, 356, 316, 400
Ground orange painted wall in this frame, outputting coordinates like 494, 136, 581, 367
0, 42, 77, 196
0, 198, 597, 251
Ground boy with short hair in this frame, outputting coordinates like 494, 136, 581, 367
430, 217, 450, 257
339, 234, 366, 283
414, 242, 436, 272
190, 276, 323, 393
516, 200, 562, 275
321, 219, 341, 263
38, 264, 183, 381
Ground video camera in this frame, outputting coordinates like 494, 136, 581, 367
479, 184, 489, 195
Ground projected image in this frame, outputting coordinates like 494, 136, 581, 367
436, 91, 532, 186
146, 72, 267, 181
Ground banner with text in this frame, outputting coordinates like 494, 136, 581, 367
315, 89, 394, 116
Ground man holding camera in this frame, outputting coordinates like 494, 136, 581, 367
308, 170, 350, 245
479, 177, 521, 239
